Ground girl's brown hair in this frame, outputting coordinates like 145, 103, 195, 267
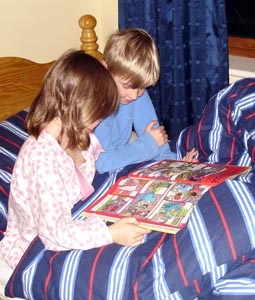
26, 50, 119, 150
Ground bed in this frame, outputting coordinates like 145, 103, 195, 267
1, 14, 255, 300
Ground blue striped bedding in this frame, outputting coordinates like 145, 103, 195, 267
1, 78, 255, 299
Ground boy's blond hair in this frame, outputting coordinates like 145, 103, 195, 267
103, 28, 160, 88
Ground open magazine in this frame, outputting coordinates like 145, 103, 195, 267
82, 160, 250, 234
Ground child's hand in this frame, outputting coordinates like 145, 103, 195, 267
146, 120, 168, 147
109, 217, 151, 246
182, 148, 198, 162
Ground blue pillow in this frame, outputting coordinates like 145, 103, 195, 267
0, 110, 28, 240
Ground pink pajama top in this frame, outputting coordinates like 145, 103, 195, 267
0, 130, 112, 269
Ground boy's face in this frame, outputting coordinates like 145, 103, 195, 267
112, 75, 145, 105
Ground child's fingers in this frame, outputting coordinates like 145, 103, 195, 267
182, 148, 198, 162
188, 148, 197, 154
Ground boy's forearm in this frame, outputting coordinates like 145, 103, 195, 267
95, 133, 160, 173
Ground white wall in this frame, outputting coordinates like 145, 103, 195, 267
229, 55, 255, 83
0, 0, 118, 62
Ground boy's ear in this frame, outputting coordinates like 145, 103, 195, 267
101, 60, 108, 69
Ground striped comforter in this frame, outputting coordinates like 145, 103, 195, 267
1, 78, 255, 300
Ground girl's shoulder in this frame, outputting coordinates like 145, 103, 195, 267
20, 131, 63, 160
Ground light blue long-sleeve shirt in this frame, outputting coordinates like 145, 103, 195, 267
94, 90, 176, 173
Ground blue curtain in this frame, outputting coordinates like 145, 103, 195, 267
118, 0, 229, 138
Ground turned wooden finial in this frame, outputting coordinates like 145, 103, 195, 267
79, 14, 103, 61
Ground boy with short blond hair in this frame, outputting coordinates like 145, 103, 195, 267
95, 28, 196, 174
103, 28, 160, 89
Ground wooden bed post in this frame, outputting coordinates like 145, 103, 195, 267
79, 15, 103, 61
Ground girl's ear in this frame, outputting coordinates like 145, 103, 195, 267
101, 60, 108, 69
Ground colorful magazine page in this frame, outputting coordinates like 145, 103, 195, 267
82, 177, 210, 234
129, 160, 250, 187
